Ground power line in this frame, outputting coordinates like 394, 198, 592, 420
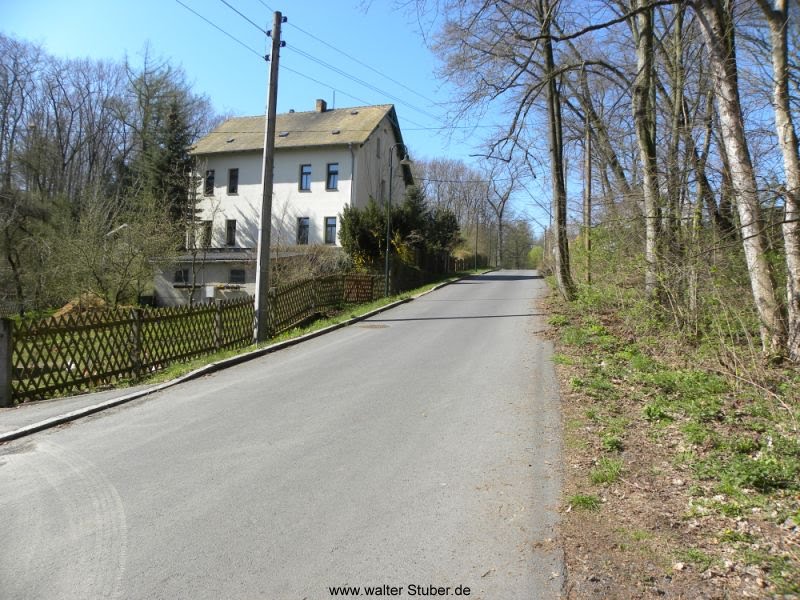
254, 0, 274, 12
218, 0, 267, 35
278, 63, 374, 108
201, 123, 498, 133
519, 180, 552, 219
174, 0, 265, 61
286, 20, 440, 107
419, 176, 517, 184
284, 45, 444, 124
173, 2, 436, 133
214, 1, 447, 127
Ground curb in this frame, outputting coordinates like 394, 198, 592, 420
0, 273, 478, 443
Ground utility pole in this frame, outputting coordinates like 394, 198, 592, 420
254, 10, 286, 343
474, 210, 479, 271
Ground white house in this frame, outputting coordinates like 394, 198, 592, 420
154, 100, 413, 305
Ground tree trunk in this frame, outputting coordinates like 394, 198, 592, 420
542, 1, 575, 300
757, 0, 800, 360
696, 0, 786, 355
631, 0, 661, 299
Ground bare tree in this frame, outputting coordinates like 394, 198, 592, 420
694, 0, 785, 355
755, 0, 800, 360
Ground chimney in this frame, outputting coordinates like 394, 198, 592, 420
315, 99, 327, 113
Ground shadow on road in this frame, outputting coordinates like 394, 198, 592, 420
369, 313, 545, 323
467, 274, 544, 281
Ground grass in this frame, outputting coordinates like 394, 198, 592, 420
590, 456, 623, 485
549, 287, 800, 594
676, 548, 716, 572
569, 493, 602, 511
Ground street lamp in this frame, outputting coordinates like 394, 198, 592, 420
384, 143, 412, 296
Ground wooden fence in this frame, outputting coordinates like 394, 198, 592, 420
2, 273, 382, 405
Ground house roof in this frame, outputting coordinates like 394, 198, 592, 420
191, 103, 403, 155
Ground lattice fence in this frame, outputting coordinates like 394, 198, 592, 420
10, 297, 254, 403
344, 273, 381, 303
12, 309, 139, 402
6, 274, 383, 404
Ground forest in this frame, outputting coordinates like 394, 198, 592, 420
0, 35, 219, 314
409, 0, 800, 365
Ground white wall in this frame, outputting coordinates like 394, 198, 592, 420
196, 146, 354, 249
180, 117, 410, 307
352, 116, 408, 210
194, 114, 408, 252
272, 146, 353, 246
154, 262, 255, 306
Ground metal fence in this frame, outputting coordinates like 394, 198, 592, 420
1, 273, 382, 405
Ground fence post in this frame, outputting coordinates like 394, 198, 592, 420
215, 299, 223, 350
0, 318, 13, 407
130, 308, 142, 378
267, 287, 276, 338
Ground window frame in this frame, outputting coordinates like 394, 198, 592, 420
200, 220, 213, 247
299, 164, 312, 191
173, 268, 189, 284
204, 170, 215, 196
297, 217, 310, 245
225, 219, 237, 247
229, 269, 246, 284
324, 216, 337, 245
227, 168, 239, 195
326, 163, 339, 191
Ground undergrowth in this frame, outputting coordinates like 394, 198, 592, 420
551, 282, 800, 595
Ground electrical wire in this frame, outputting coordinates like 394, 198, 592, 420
254, 0, 274, 12
210, 0, 447, 128
218, 0, 267, 35
286, 20, 440, 107
278, 63, 375, 107
173, 2, 457, 147
284, 45, 444, 124
174, 0, 266, 61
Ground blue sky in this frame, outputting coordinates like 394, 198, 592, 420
2, 0, 479, 162
3, 0, 553, 235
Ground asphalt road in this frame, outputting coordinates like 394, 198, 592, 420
0, 270, 563, 600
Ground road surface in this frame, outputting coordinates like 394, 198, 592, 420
0, 270, 563, 599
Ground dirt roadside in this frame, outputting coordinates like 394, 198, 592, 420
546, 296, 800, 599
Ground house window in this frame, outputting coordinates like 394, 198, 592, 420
204, 170, 215, 196
227, 168, 239, 194
229, 269, 246, 284
225, 219, 237, 246
299, 164, 311, 191
297, 217, 309, 245
326, 163, 339, 190
376, 137, 381, 158
201, 220, 213, 247
325, 217, 337, 245
185, 227, 194, 250
380, 179, 386, 203
174, 269, 189, 283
